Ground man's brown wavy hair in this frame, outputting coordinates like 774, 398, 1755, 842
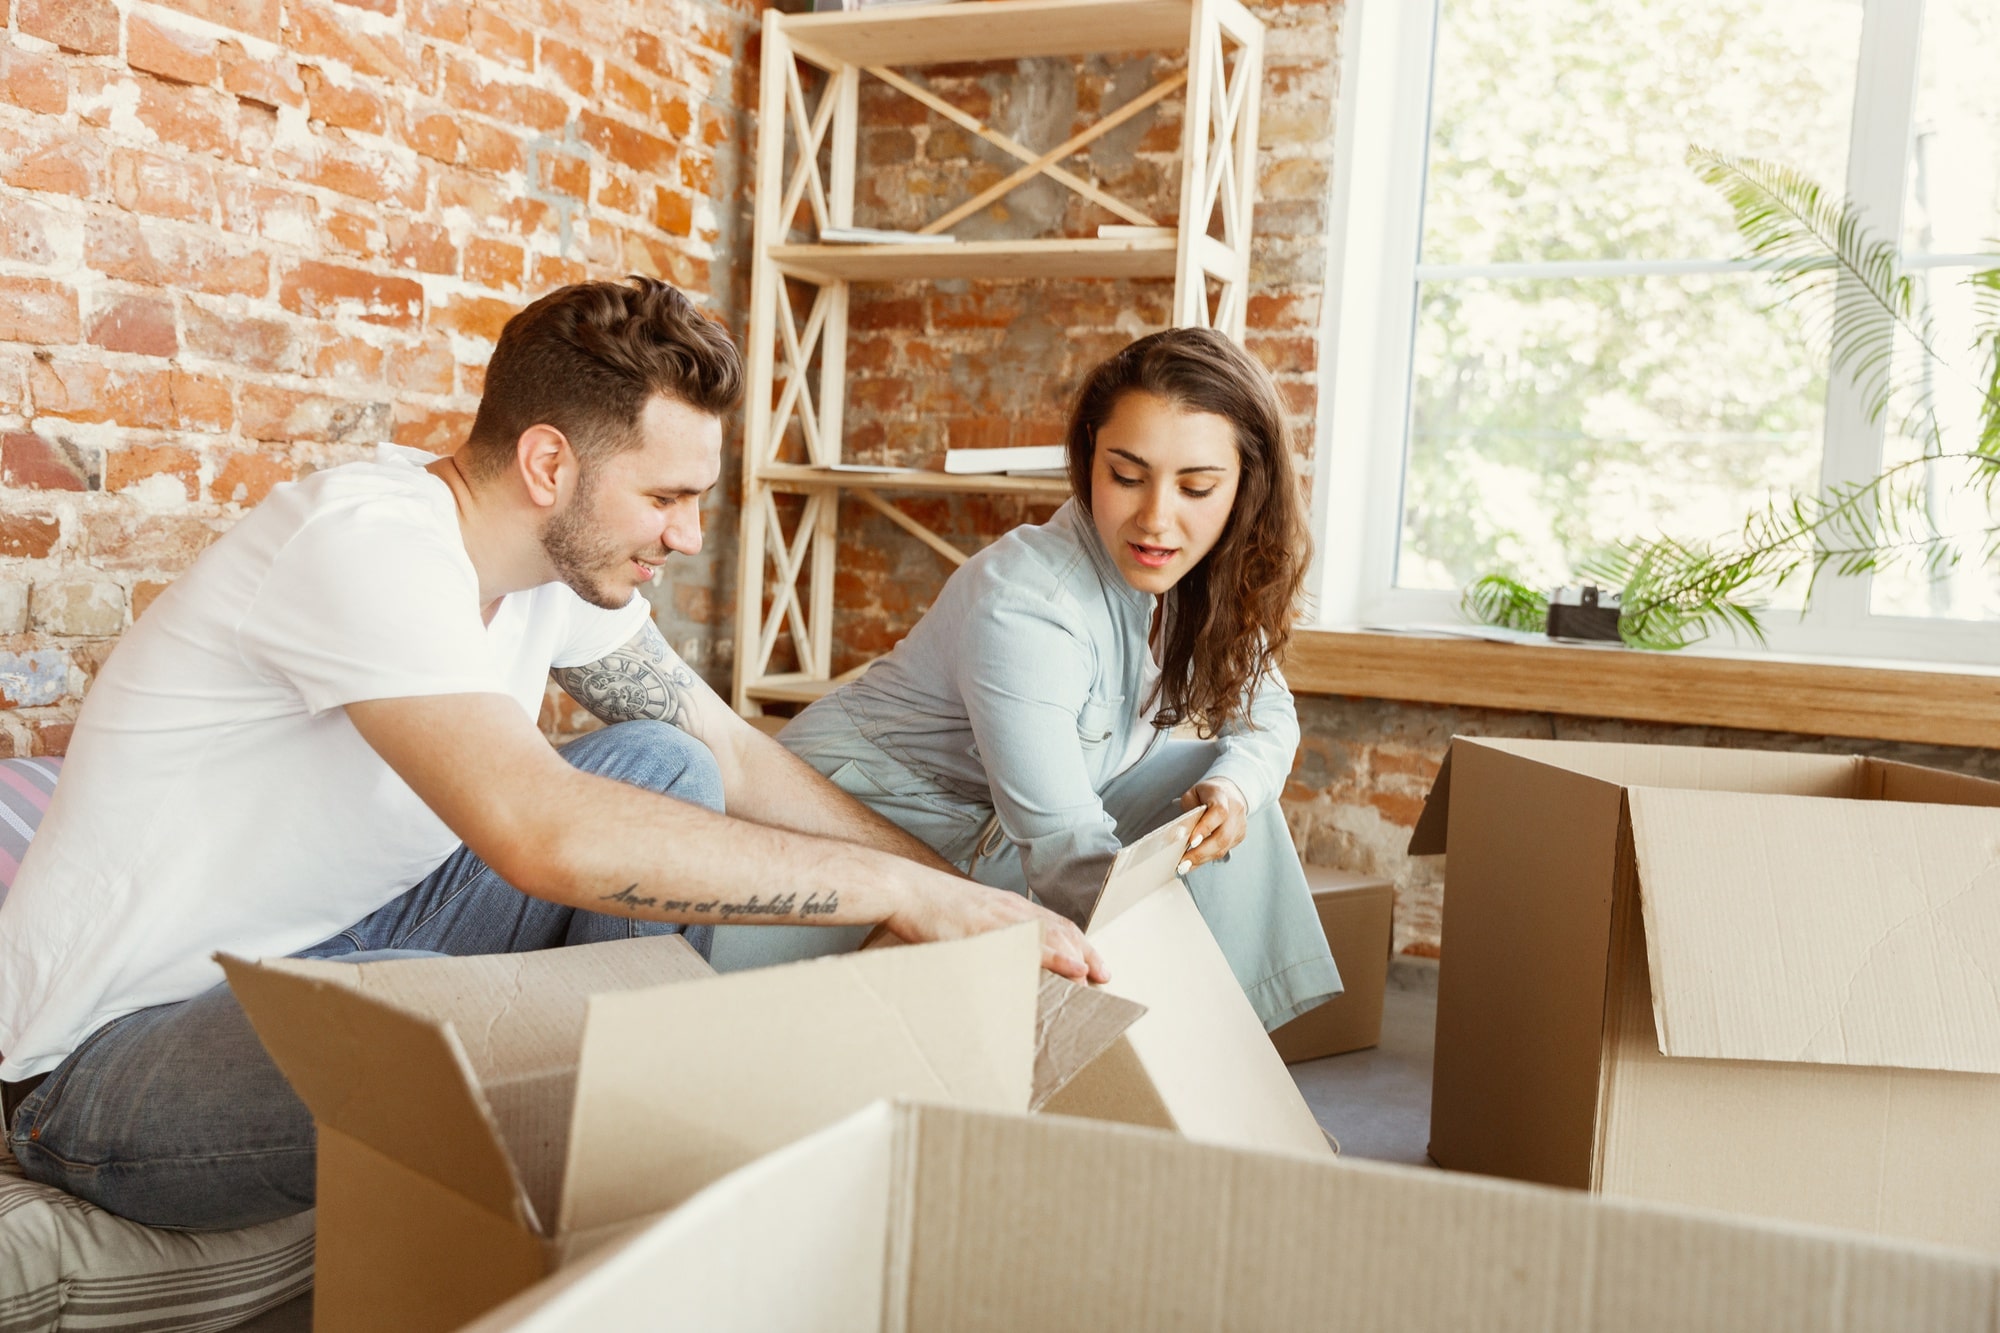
465, 276, 743, 479
1065, 327, 1311, 734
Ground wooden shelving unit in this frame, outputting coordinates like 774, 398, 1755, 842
734, 0, 1265, 712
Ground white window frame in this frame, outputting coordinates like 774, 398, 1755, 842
1309, 0, 2000, 667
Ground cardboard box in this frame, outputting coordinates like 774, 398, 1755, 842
1037, 809, 1336, 1157
468, 1099, 2000, 1332
1411, 736, 2000, 1254
1270, 867, 1394, 1062
222, 926, 1140, 1332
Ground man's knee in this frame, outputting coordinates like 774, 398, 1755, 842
557, 720, 725, 812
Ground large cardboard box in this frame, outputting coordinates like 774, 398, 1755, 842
226, 808, 1330, 1329
222, 926, 1139, 1332
469, 1099, 2000, 1332
1412, 736, 2000, 1254
1037, 809, 1335, 1157
1270, 867, 1394, 1062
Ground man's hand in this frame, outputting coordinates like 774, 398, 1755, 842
885, 878, 1108, 984
1177, 777, 1249, 873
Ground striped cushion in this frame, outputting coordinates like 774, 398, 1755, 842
0, 757, 60, 905
0, 1142, 313, 1332
0, 757, 316, 1329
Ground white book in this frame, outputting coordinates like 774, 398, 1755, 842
819, 226, 956, 246
943, 445, 1068, 475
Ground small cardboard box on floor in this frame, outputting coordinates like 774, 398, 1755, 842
1412, 736, 2000, 1254
467, 1099, 2000, 1333
224, 811, 1327, 1332
1270, 867, 1394, 1062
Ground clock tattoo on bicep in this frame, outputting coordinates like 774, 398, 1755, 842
553, 622, 699, 729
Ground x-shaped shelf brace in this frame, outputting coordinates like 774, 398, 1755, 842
756, 489, 830, 679
867, 64, 1188, 235
780, 57, 840, 235
766, 281, 834, 468
1194, 26, 1252, 251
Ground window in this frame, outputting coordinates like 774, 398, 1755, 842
1313, 0, 2000, 665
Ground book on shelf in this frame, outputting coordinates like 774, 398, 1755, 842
819, 226, 956, 246
942, 445, 1068, 475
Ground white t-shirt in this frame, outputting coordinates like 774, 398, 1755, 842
0, 446, 647, 1080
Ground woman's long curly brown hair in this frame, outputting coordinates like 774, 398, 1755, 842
1065, 328, 1311, 734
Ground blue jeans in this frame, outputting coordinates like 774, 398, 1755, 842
4, 721, 723, 1230
716, 730, 1342, 1031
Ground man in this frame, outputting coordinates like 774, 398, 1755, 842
0, 277, 1101, 1230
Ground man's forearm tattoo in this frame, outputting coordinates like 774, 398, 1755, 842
554, 622, 698, 728
600, 884, 841, 920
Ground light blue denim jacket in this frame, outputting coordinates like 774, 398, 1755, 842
787, 499, 1299, 920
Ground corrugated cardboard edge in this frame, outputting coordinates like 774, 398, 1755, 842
466, 1101, 2000, 1333
1029, 974, 1146, 1111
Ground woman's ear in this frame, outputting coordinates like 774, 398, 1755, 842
515, 424, 573, 510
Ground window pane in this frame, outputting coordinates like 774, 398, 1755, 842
1868, 265, 2000, 621
1904, 0, 2000, 256
1422, 0, 1862, 266
1398, 274, 1826, 592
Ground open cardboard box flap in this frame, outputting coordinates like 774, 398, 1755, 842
1628, 786, 2000, 1074
1411, 737, 2000, 1077
217, 937, 712, 1233
556, 922, 1141, 1232
225, 925, 1145, 1246
465, 1100, 2000, 1333
1039, 809, 1333, 1158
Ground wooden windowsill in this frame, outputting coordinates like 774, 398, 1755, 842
1283, 628, 2000, 750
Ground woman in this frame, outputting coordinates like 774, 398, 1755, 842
712, 328, 1340, 1029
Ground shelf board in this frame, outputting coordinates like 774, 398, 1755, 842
760, 464, 1071, 497
770, 236, 1179, 284
744, 673, 843, 705
781, 0, 1192, 67
1284, 628, 2000, 749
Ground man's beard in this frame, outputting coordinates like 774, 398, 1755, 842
542, 469, 641, 610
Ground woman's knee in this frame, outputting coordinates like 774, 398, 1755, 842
558, 719, 725, 812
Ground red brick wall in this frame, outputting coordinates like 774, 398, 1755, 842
0, 0, 758, 754
762, 0, 1343, 675
10, 0, 1977, 962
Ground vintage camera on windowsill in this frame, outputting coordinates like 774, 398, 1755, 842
1546, 585, 1623, 642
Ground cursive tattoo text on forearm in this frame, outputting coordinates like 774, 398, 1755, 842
598, 885, 842, 921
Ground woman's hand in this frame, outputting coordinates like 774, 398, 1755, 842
1177, 777, 1249, 874
884, 872, 1109, 984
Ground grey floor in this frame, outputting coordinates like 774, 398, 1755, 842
1288, 957, 1439, 1166
235, 962, 1439, 1330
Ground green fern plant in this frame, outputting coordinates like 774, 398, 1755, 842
1464, 147, 2000, 649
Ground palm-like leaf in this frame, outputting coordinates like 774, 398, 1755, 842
1460, 574, 1549, 634
1687, 146, 1954, 451
1461, 156, 2000, 651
